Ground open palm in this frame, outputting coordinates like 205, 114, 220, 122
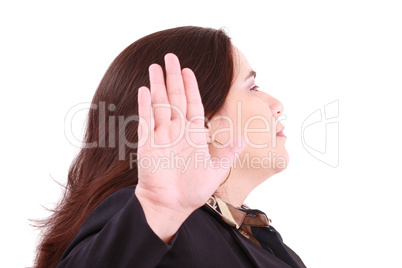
135, 53, 244, 217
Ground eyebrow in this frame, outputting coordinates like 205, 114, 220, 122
244, 70, 256, 81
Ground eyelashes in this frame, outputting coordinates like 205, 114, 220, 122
250, 85, 260, 91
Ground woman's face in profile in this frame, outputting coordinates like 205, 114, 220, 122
209, 46, 289, 179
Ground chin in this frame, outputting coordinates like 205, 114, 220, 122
274, 150, 289, 172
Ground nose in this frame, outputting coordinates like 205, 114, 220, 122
274, 101, 284, 118
263, 93, 284, 119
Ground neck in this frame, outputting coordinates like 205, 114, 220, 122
214, 168, 269, 208
214, 185, 249, 208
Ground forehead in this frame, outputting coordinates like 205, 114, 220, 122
232, 46, 252, 83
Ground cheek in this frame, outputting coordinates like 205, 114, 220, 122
240, 106, 274, 146
222, 95, 275, 143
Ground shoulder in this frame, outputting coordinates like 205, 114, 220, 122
89, 185, 136, 218
78, 185, 137, 232
75, 184, 223, 242
60, 185, 139, 261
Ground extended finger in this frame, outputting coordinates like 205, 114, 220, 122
149, 63, 171, 130
182, 68, 205, 127
164, 53, 187, 122
137, 86, 153, 149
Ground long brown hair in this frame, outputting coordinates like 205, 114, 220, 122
32, 25, 235, 268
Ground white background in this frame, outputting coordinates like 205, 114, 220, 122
1, 1, 401, 267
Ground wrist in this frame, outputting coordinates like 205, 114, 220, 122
134, 187, 190, 243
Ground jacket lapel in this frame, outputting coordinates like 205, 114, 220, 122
202, 200, 306, 267
229, 227, 293, 268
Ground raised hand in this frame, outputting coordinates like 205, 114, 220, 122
134, 53, 245, 243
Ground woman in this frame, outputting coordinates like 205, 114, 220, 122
33, 26, 306, 268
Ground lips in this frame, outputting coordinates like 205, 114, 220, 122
276, 127, 287, 137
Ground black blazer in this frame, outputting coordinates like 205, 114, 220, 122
57, 185, 306, 268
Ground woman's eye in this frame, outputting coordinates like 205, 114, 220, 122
250, 85, 260, 91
